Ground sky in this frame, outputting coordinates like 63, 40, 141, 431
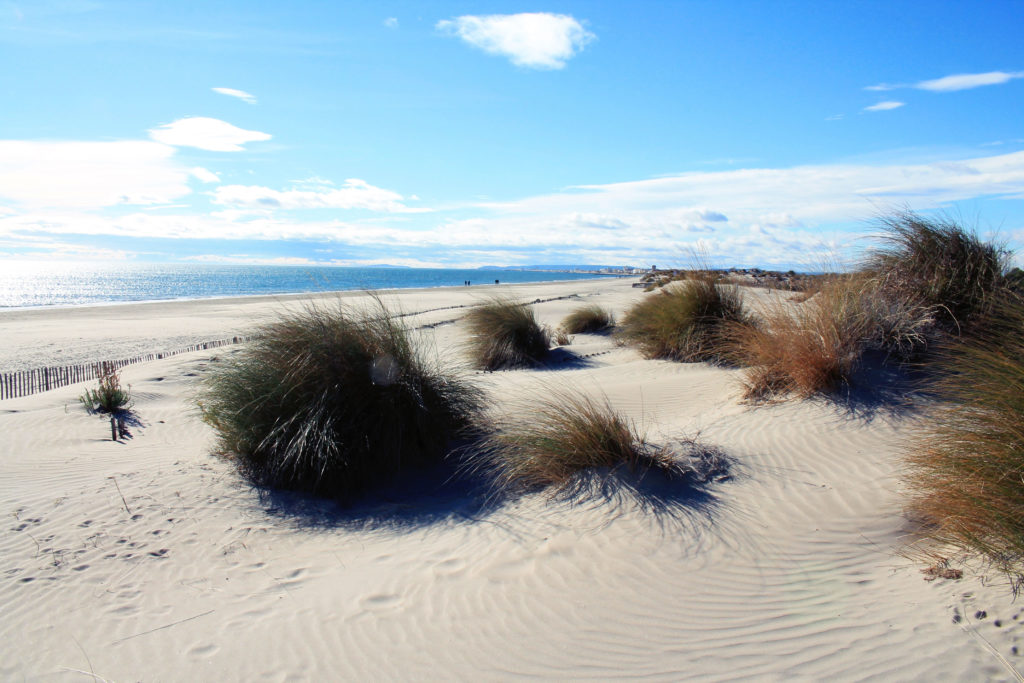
1, 0, 1023, 270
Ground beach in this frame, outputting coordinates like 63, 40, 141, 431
1, 276, 1021, 681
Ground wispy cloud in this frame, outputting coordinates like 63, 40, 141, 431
149, 117, 271, 152
916, 70, 1024, 92
211, 178, 424, 213
864, 101, 905, 112
212, 87, 257, 104
866, 70, 1024, 93
436, 13, 594, 69
383, 17, 398, 29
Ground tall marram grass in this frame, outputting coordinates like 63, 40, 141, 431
464, 297, 551, 370
865, 210, 1008, 333
905, 294, 1024, 578
198, 300, 481, 499
617, 275, 747, 362
560, 304, 615, 334
468, 392, 679, 493
727, 273, 936, 399
726, 276, 869, 399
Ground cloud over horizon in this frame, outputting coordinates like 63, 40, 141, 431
4, 149, 1023, 268
436, 13, 594, 69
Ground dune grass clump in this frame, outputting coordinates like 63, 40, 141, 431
617, 275, 747, 362
470, 392, 680, 494
905, 294, 1024, 578
464, 297, 551, 370
866, 210, 1008, 334
198, 300, 481, 499
560, 304, 615, 334
79, 362, 132, 414
727, 276, 871, 399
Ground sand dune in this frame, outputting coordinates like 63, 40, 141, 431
2, 278, 1022, 681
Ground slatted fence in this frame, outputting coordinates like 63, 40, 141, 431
1, 292, 586, 401
0, 335, 255, 401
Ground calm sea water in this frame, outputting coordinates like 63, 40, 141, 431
0, 262, 617, 309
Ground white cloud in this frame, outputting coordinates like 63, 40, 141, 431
0, 140, 192, 209
190, 166, 220, 183
383, 17, 398, 29
825, 114, 844, 121
864, 101, 905, 112
436, 13, 594, 69
149, 117, 271, 151
915, 70, 1024, 92
212, 87, 257, 104
211, 178, 423, 213
864, 83, 900, 91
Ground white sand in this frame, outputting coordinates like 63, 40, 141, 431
1, 278, 1022, 681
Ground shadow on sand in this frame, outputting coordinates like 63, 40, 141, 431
253, 446, 735, 537
827, 351, 931, 422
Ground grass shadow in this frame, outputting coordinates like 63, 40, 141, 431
253, 454, 498, 533
827, 350, 929, 421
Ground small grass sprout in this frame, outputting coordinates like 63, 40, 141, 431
79, 362, 132, 414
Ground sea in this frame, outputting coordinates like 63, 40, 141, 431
0, 262, 619, 309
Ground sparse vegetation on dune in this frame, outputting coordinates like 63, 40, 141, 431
466, 391, 724, 495
905, 293, 1024, 579
79, 362, 132, 414
464, 297, 551, 370
198, 300, 481, 499
560, 304, 615, 334
617, 274, 747, 362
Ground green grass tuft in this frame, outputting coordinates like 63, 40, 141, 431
464, 297, 551, 370
560, 304, 615, 334
617, 275, 747, 362
197, 299, 481, 500
469, 392, 680, 493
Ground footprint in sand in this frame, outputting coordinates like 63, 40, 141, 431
188, 643, 219, 658
361, 593, 402, 611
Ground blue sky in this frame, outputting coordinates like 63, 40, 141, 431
2, 1, 1023, 269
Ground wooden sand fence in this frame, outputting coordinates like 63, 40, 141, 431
0, 292, 586, 402
0, 335, 256, 401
